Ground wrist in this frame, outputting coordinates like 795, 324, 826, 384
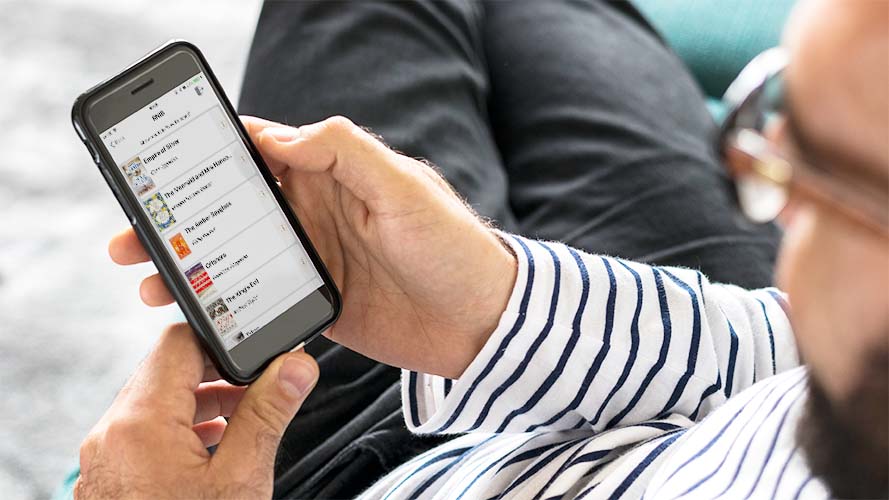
451, 230, 518, 379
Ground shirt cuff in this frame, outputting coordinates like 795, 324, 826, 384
402, 232, 573, 434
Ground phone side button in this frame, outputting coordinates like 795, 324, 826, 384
85, 141, 102, 165
97, 167, 136, 221
99, 168, 120, 195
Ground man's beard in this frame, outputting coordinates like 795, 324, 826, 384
798, 347, 888, 498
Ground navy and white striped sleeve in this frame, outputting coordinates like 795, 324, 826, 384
402, 234, 799, 435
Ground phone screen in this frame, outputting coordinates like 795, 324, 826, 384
98, 71, 324, 351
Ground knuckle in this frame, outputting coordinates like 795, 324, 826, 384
162, 322, 189, 338
414, 159, 458, 195
100, 415, 146, 449
323, 115, 357, 135
78, 414, 143, 473
322, 115, 387, 160
246, 397, 290, 435
154, 322, 191, 351
73, 475, 87, 500
78, 434, 99, 468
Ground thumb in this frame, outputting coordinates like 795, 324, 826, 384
212, 351, 318, 473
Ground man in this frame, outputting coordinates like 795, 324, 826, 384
74, 0, 886, 498
241, 2, 784, 497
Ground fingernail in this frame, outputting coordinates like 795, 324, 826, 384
262, 127, 299, 143
278, 357, 317, 398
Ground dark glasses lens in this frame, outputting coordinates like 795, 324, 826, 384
719, 48, 789, 155
735, 74, 784, 135
719, 48, 792, 224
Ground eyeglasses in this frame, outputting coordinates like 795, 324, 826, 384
718, 47, 889, 235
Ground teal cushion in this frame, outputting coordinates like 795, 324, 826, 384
52, 467, 78, 500
632, 0, 796, 99
705, 97, 728, 124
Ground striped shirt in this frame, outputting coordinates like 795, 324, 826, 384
358, 234, 829, 499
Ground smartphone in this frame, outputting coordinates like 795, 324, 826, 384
72, 40, 341, 384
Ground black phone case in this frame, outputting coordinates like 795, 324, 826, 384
71, 40, 341, 385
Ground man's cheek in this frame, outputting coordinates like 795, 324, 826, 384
777, 206, 872, 397
775, 208, 830, 378
775, 205, 817, 304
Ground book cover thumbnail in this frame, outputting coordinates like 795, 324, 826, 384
206, 298, 238, 335
143, 193, 176, 232
121, 156, 156, 196
185, 262, 216, 299
169, 233, 191, 259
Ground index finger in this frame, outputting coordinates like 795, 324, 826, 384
251, 116, 412, 209
120, 323, 206, 425
108, 227, 150, 265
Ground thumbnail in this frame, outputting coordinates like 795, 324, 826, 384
169, 233, 191, 259
143, 193, 176, 232
120, 156, 156, 196
185, 262, 216, 299
206, 298, 238, 335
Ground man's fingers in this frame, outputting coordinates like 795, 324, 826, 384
108, 228, 150, 265
212, 351, 318, 473
193, 416, 227, 448
109, 229, 174, 306
241, 115, 282, 133
139, 274, 175, 307
194, 381, 248, 423
202, 353, 223, 383
122, 323, 205, 423
249, 116, 413, 209
241, 115, 290, 177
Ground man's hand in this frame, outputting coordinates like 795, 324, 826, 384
110, 116, 517, 379
74, 324, 318, 499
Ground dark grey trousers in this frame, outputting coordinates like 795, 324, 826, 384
237, 1, 781, 497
